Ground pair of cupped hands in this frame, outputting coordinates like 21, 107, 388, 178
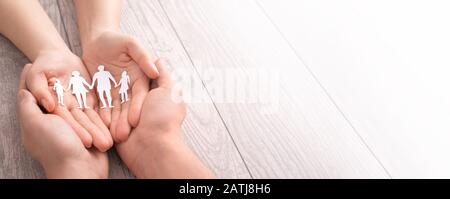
17, 31, 186, 178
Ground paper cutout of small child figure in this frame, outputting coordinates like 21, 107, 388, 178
67, 71, 91, 109
90, 65, 117, 108
53, 79, 65, 106
117, 71, 131, 103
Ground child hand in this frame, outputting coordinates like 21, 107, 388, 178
81, 30, 159, 142
25, 50, 113, 152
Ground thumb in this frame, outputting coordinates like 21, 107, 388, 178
26, 70, 55, 112
16, 89, 44, 122
19, 64, 32, 90
154, 59, 173, 88
126, 37, 159, 79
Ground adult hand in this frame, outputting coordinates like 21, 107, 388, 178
17, 64, 108, 178
25, 50, 112, 151
81, 30, 159, 142
116, 61, 214, 178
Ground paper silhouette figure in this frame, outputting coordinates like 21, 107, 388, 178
67, 71, 91, 109
117, 71, 131, 103
91, 65, 117, 108
53, 79, 66, 106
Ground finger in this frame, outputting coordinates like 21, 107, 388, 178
16, 89, 43, 124
84, 108, 110, 138
19, 64, 32, 90
84, 108, 113, 149
86, 90, 111, 128
91, 90, 112, 127
154, 59, 173, 88
26, 69, 55, 112
115, 102, 131, 143
99, 106, 112, 128
55, 107, 92, 148
71, 109, 111, 152
109, 98, 122, 143
126, 37, 159, 79
128, 77, 149, 127
85, 88, 98, 109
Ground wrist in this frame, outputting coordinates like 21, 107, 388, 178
135, 123, 182, 144
36, 47, 74, 58
73, 0, 122, 49
134, 125, 182, 153
125, 127, 182, 174
80, 27, 119, 50
30, 42, 72, 62
34, 49, 81, 68
43, 158, 107, 179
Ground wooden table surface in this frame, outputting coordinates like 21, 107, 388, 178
1, 0, 449, 178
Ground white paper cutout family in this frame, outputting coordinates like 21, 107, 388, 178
53, 65, 131, 109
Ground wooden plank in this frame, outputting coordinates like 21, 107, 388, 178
0, 41, 42, 178
0, 0, 67, 178
256, 0, 450, 177
57, 0, 251, 178
159, 0, 390, 178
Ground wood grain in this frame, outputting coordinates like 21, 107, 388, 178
0, 0, 66, 178
256, 0, 450, 178
57, 0, 251, 178
159, 0, 389, 178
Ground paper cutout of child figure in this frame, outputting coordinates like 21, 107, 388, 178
53, 79, 65, 106
117, 71, 131, 103
67, 71, 91, 109
90, 65, 117, 108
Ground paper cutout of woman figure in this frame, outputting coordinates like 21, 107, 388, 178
53, 79, 66, 106
67, 71, 91, 109
117, 71, 131, 103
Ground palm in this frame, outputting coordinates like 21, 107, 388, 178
116, 88, 175, 170
116, 62, 186, 174
26, 51, 112, 151
82, 31, 150, 142
36, 113, 108, 176
38, 54, 93, 109
19, 105, 109, 178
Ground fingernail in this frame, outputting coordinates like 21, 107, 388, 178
151, 62, 159, 77
41, 98, 51, 111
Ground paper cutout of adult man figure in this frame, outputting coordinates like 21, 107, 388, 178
67, 71, 91, 109
53, 79, 65, 106
90, 65, 118, 108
